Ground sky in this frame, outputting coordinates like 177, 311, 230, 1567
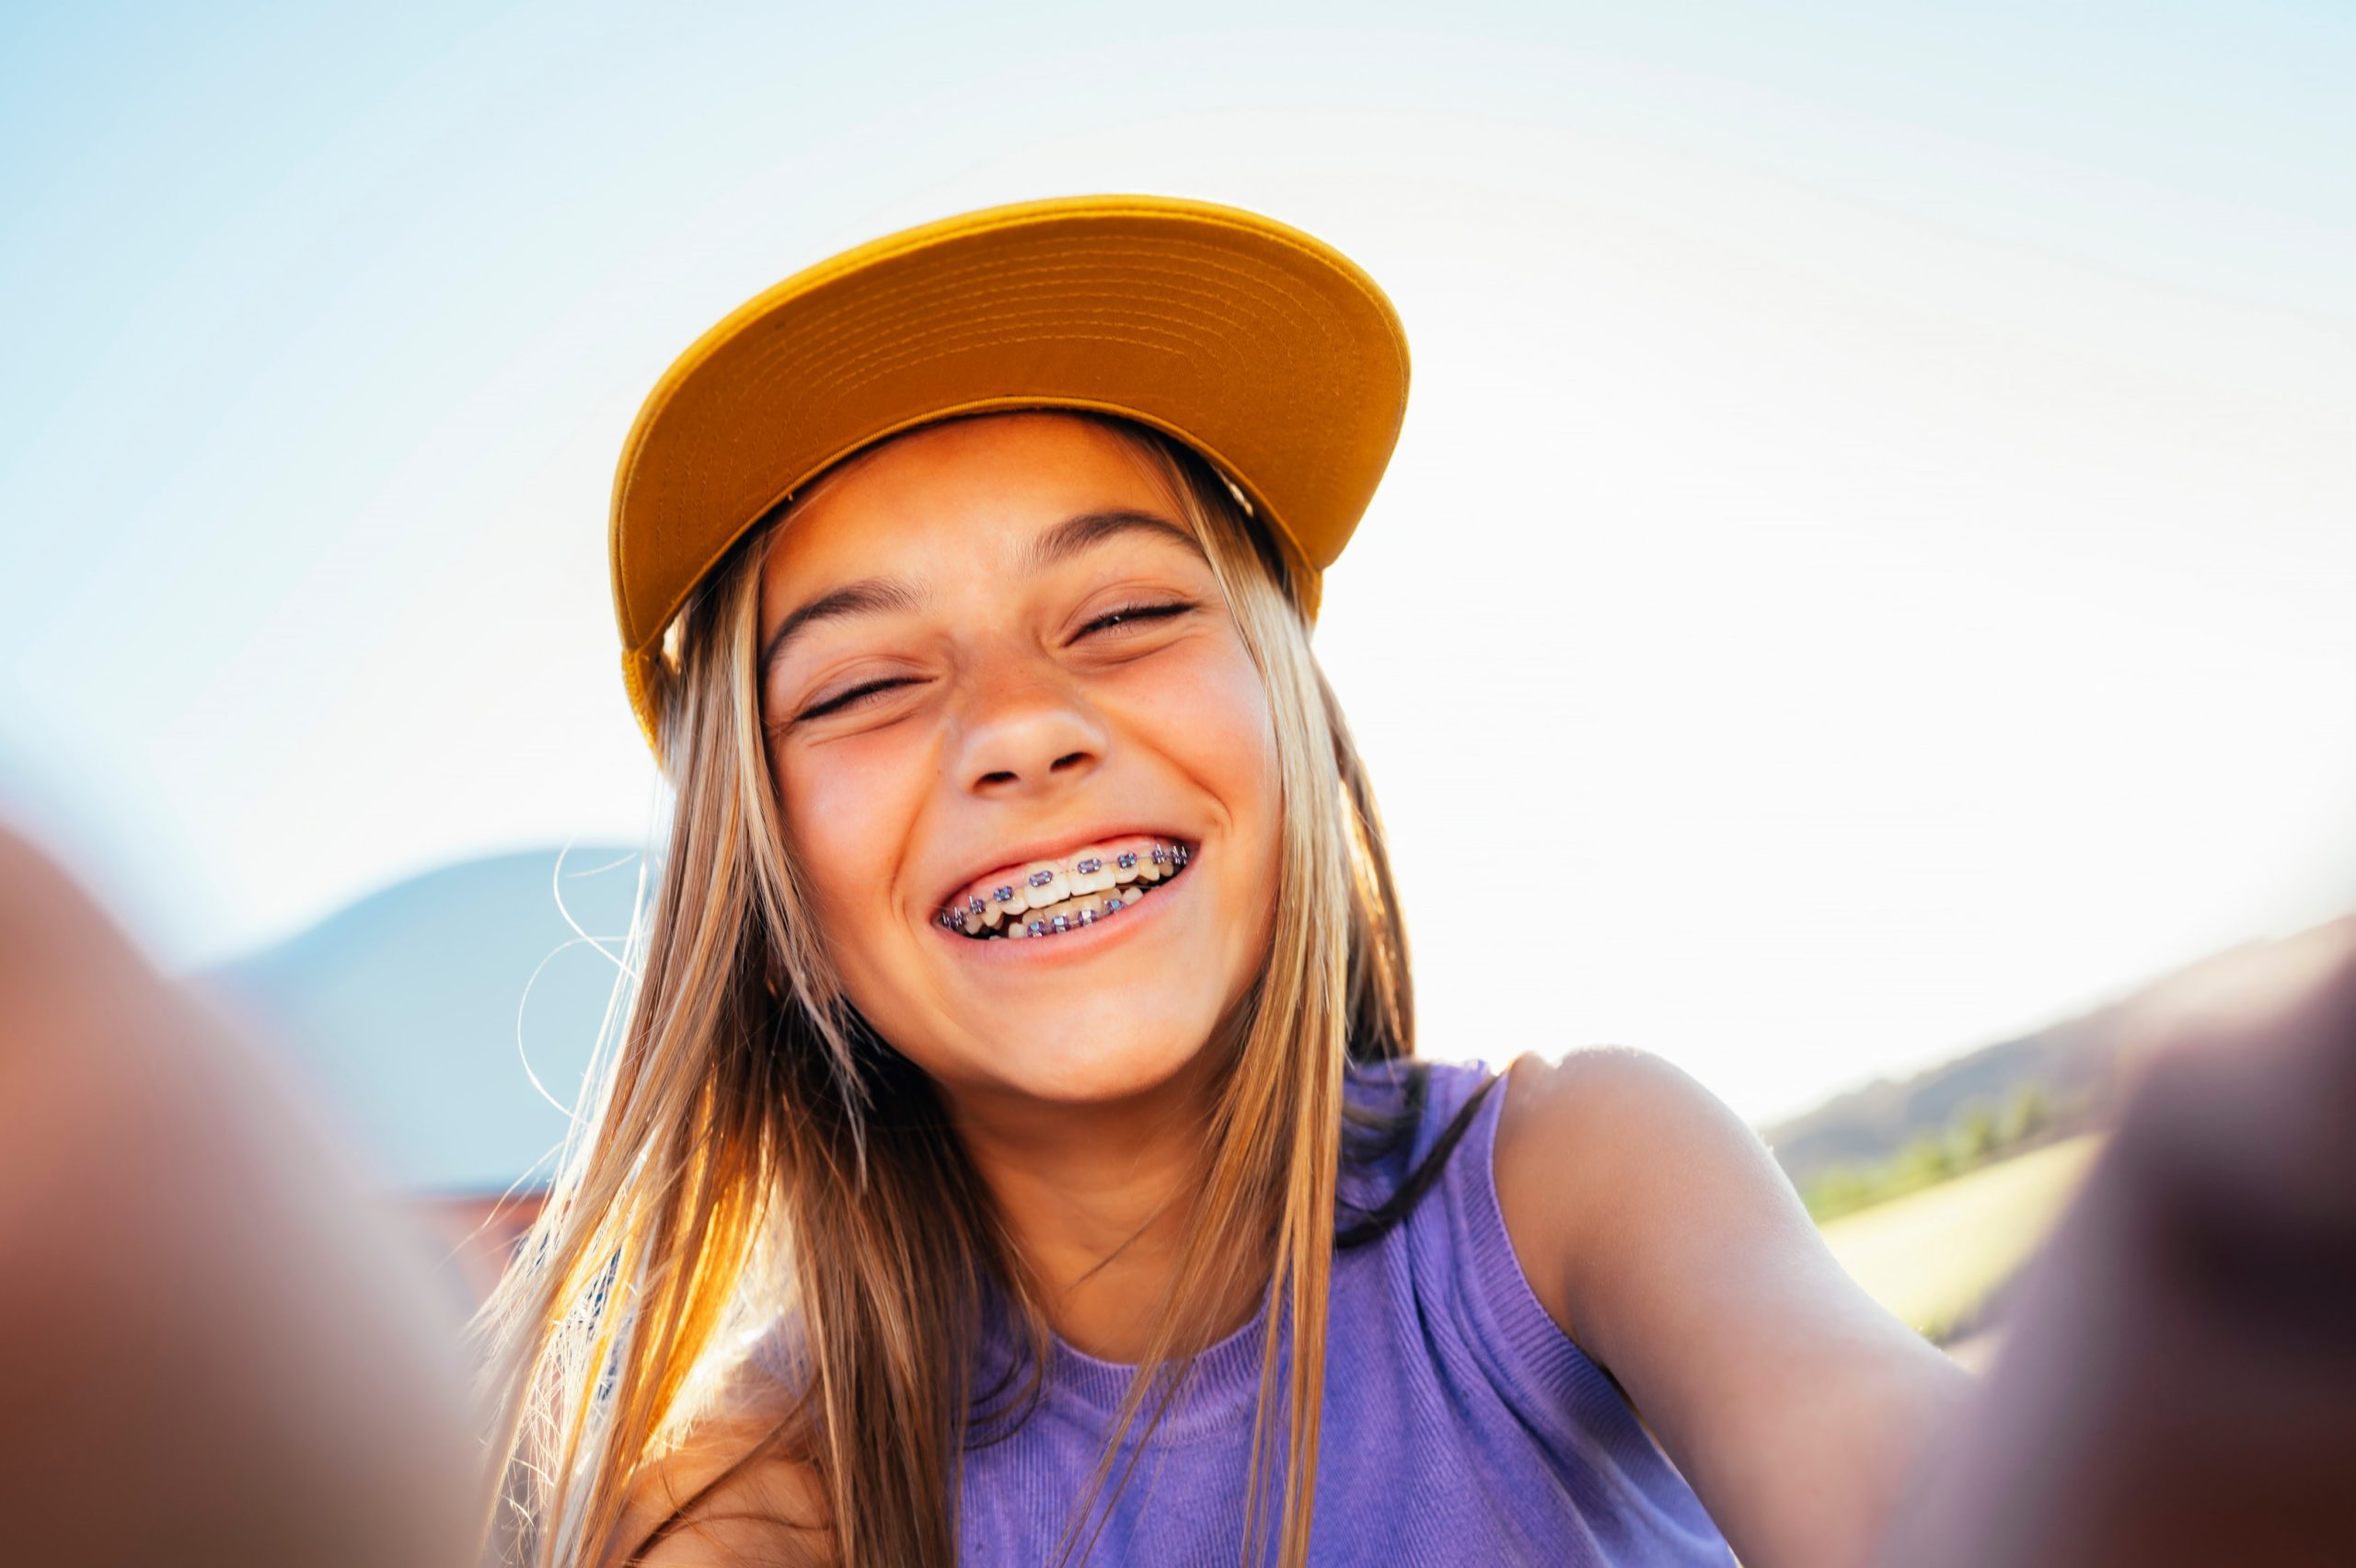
3, 0, 2351, 1123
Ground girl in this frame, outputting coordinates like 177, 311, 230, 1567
480, 196, 1968, 1567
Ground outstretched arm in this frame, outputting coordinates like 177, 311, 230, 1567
0, 824, 481, 1568
1495, 1047, 1971, 1568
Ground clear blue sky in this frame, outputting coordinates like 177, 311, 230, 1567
5, 0, 2351, 1119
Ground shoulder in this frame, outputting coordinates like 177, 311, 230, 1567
600, 1366, 834, 1568
1491, 1048, 1973, 1565
1492, 1045, 1789, 1347
1493, 1043, 1727, 1155
1494, 1045, 1756, 1185
621, 1454, 832, 1568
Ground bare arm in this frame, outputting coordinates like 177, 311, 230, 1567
0, 825, 480, 1567
1495, 1047, 1972, 1568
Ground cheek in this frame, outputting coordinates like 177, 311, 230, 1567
772, 740, 923, 953
1211, 665, 1283, 830
1136, 636, 1283, 859
1180, 645, 1286, 1001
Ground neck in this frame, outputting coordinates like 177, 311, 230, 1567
942, 1043, 1268, 1364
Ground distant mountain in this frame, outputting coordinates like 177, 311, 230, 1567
204, 845, 647, 1194
1760, 913, 2356, 1188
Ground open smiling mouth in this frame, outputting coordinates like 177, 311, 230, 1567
935, 837, 1194, 941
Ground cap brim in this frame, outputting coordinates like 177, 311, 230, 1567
610, 193, 1410, 755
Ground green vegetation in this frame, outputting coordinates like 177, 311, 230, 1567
1800, 1081, 2056, 1222
1818, 1134, 2101, 1343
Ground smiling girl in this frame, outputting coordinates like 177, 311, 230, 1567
479, 197, 1968, 1568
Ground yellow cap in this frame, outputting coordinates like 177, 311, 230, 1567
609, 193, 1411, 756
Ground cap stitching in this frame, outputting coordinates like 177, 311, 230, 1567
742, 283, 1294, 395
707, 244, 1336, 388
799, 312, 1258, 410
746, 202, 1384, 350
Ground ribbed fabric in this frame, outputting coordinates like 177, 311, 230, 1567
957, 1059, 1736, 1565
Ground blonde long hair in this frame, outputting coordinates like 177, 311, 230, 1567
478, 415, 1416, 1567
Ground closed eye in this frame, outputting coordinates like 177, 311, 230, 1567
795, 675, 922, 721
1078, 599, 1198, 640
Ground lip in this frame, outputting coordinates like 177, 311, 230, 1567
928, 824, 1197, 918
935, 840, 1200, 963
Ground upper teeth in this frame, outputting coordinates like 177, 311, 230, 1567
1022, 862, 1068, 909
940, 839, 1191, 938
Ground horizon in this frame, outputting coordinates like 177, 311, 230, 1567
192, 836, 2353, 1132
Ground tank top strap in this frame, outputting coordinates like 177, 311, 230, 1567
1411, 1057, 1664, 1467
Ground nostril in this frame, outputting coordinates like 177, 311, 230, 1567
979, 769, 1018, 786
1049, 752, 1089, 773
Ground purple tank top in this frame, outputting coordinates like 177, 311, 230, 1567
957, 1058, 1735, 1564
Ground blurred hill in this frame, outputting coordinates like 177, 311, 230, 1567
204, 845, 645, 1194
1761, 912, 2356, 1192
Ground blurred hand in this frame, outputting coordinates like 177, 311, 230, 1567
1878, 931, 2356, 1565
0, 824, 482, 1567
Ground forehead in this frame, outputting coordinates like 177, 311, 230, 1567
758, 413, 1184, 597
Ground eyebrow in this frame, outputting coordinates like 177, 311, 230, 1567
758, 576, 924, 676
760, 509, 1207, 677
1028, 508, 1207, 572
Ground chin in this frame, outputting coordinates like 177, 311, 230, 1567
1017, 1008, 1234, 1092
948, 1008, 1227, 1108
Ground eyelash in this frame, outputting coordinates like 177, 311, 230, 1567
795, 677, 916, 721
1080, 598, 1197, 639
791, 600, 1197, 722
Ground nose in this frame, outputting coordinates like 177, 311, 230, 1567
950, 663, 1108, 799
